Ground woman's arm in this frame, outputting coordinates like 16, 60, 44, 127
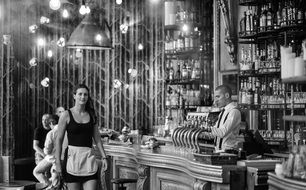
33, 140, 45, 157
55, 111, 69, 173
93, 124, 108, 171
43, 131, 53, 155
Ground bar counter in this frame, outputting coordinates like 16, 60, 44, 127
102, 143, 245, 190
268, 173, 306, 190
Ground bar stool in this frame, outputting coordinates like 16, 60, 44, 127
111, 178, 137, 190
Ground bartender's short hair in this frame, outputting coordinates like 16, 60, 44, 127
215, 85, 232, 97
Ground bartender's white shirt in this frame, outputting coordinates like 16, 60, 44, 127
211, 102, 243, 151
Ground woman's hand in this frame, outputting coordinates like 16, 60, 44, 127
102, 158, 108, 172
55, 161, 62, 176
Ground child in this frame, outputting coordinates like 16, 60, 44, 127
33, 114, 60, 188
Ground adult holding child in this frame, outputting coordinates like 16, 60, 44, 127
55, 84, 108, 190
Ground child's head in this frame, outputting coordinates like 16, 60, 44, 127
48, 114, 59, 129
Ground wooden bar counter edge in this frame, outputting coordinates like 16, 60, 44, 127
102, 144, 245, 190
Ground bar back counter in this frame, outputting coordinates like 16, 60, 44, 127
102, 144, 245, 190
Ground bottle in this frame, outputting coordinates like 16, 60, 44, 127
297, 7, 304, 24
266, 3, 273, 30
186, 60, 193, 79
247, 77, 254, 105
245, 10, 251, 35
254, 48, 260, 73
178, 32, 185, 51
175, 61, 181, 80
253, 6, 258, 33
176, 6, 181, 24
254, 87, 259, 105
169, 61, 174, 80
241, 79, 247, 104
165, 60, 170, 80
274, 2, 282, 29
281, 1, 288, 27
259, 5, 267, 32
181, 62, 188, 79
239, 80, 243, 104
240, 12, 246, 35
191, 60, 200, 79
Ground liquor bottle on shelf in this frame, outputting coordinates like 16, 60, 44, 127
241, 79, 247, 104
297, 7, 304, 24
186, 59, 192, 79
287, 1, 296, 26
246, 10, 252, 35
274, 2, 282, 29
175, 61, 181, 80
266, 3, 273, 31
247, 77, 254, 105
181, 61, 188, 79
281, 1, 288, 27
239, 80, 243, 104
259, 4, 267, 32
254, 48, 260, 73
254, 85, 260, 105
169, 61, 174, 81
176, 5, 181, 24
178, 32, 185, 51
191, 59, 200, 79
239, 11, 247, 36
165, 60, 170, 80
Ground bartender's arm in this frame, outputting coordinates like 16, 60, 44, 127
211, 109, 241, 138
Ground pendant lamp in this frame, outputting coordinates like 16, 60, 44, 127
66, 12, 112, 50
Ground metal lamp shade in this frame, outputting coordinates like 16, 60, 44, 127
66, 13, 112, 50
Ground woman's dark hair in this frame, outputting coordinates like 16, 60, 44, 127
74, 84, 97, 124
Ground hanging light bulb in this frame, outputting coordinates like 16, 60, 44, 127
37, 38, 46, 46
49, 0, 61, 10
40, 16, 50, 24
128, 68, 137, 77
79, 5, 87, 15
62, 9, 69, 18
124, 84, 130, 89
29, 57, 38, 67
113, 79, 122, 89
47, 50, 53, 57
116, 0, 122, 5
29, 83, 36, 89
95, 34, 102, 42
85, 6, 91, 14
41, 77, 50, 87
138, 43, 144, 50
120, 23, 128, 34
29, 25, 38, 33
57, 37, 66, 47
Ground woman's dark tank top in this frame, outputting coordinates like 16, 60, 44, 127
67, 109, 94, 148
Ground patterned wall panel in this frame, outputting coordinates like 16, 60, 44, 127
1, 0, 165, 160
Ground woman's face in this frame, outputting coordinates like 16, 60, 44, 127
74, 88, 89, 105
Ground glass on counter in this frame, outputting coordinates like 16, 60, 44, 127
282, 145, 306, 181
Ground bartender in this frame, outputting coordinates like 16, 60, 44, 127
211, 85, 243, 153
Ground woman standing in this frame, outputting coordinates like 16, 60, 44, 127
55, 84, 108, 190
